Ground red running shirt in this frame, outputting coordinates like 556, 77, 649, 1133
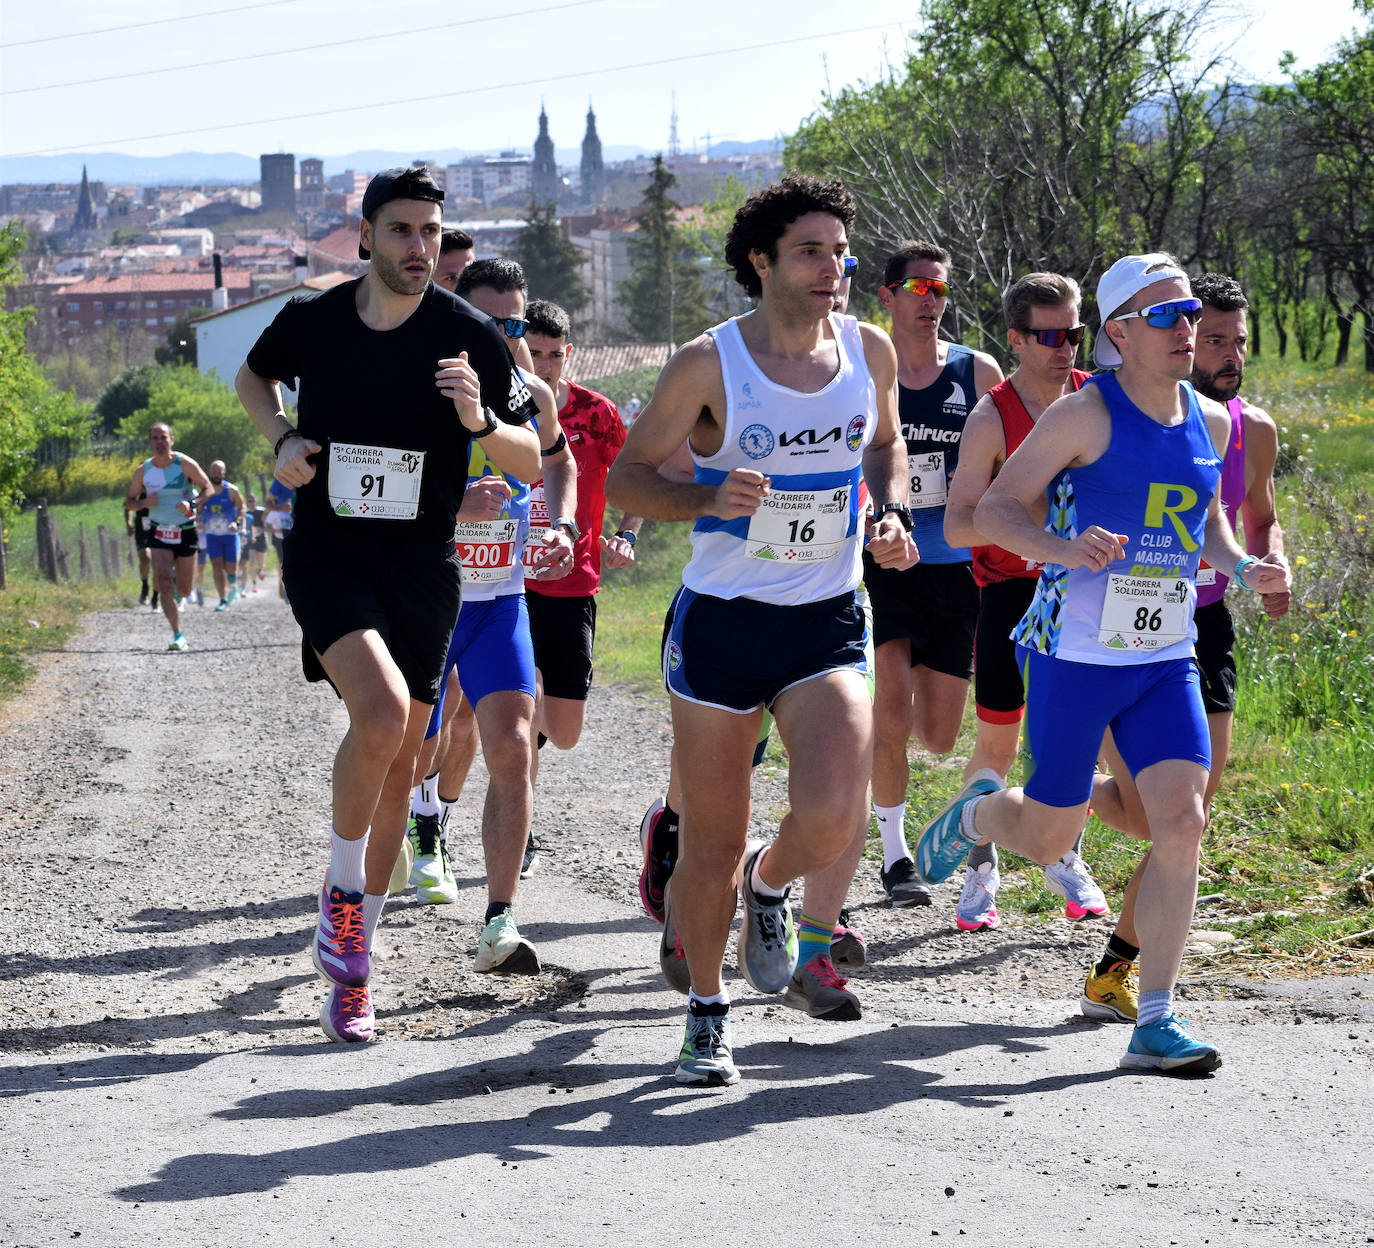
971, 369, 1091, 587
526, 381, 626, 598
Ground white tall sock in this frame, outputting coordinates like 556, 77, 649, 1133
874, 802, 910, 870
363, 892, 388, 950
412, 770, 441, 817
328, 826, 369, 893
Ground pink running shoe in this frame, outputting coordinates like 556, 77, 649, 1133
313, 884, 370, 986
320, 983, 374, 1043
638, 799, 675, 925
1044, 851, 1109, 920
955, 861, 1001, 931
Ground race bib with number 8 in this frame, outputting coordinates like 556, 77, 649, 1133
328, 443, 424, 520
908, 451, 946, 509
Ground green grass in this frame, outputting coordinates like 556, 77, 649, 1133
0, 499, 142, 707
593, 353, 1374, 974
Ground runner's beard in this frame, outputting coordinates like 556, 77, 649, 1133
371, 251, 431, 296
1192, 363, 1243, 403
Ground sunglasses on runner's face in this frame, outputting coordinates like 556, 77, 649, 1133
842, 256, 858, 276
1112, 299, 1203, 329
1021, 324, 1086, 348
885, 276, 950, 298
495, 317, 528, 339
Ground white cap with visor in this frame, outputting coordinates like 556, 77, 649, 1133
1093, 253, 1189, 368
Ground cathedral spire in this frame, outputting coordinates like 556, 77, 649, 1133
580, 103, 603, 208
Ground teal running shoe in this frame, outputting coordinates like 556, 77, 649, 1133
915, 768, 1003, 883
1120, 1014, 1222, 1075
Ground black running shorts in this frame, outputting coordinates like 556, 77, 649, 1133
526, 591, 597, 701
282, 535, 461, 705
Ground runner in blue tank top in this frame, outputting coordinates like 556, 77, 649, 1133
866, 241, 1003, 908
1079, 272, 1290, 1026
915, 254, 1290, 1077
198, 459, 247, 611
607, 175, 919, 1087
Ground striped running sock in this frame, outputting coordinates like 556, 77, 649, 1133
797, 914, 832, 969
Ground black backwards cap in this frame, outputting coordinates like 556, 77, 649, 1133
358, 166, 445, 260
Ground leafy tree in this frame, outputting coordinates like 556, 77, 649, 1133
95, 364, 158, 435
155, 308, 206, 367
787, 0, 1237, 358
0, 221, 93, 512
118, 366, 268, 480
618, 156, 711, 345
698, 174, 755, 325
1270, 11, 1374, 369
511, 200, 589, 316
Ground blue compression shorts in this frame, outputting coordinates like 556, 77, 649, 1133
1018, 648, 1210, 808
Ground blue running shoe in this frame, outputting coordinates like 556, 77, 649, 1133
1119, 1014, 1221, 1075
915, 768, 1004, 884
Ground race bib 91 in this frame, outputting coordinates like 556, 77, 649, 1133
328, 443, 424, 520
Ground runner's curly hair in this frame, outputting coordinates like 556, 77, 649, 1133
724, 174, 856, 298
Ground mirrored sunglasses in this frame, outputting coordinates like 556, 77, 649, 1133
496, 317, 528, 339
1113, 299, 1202, 329
1022, 324, 1086, 348
885, 276, 950, 298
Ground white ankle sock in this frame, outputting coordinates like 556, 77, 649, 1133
750, 849, 786, 901
874, 802, 910, 870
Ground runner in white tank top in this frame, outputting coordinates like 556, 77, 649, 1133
607, 175, 919, 1087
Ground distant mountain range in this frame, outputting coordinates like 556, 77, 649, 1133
0, 140, 782, 187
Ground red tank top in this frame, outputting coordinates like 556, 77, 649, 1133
971, 369, 1091, 586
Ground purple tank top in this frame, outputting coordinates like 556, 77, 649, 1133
1196, 397, 1245, 607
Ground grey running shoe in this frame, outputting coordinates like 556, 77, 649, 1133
783, 954, 862, 1021
737, 841, 798, 994
674, 1001, 739, 1086
880, 856, 933, 907
520, 832, 541, 879
658, 879, 691, 995
829, 909, 867, 970
474, 910, 540, 975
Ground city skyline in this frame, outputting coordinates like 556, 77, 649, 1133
1, 0, 1363, 162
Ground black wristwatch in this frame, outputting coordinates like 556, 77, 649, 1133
875, 503, 914, 532
614, 529, 637, 547
551, 516, 582, 542
469, 409, 499, 440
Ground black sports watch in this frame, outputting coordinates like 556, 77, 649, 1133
614, 529, 637, 547
551, 515, 582, 542
875, 502, 914, 532
469, 409, 499, 440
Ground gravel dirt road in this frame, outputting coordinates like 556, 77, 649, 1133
3, 583, 1372, 1247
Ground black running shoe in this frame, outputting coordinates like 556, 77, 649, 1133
880, 856, 933, 907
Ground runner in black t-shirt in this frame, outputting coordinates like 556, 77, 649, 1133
234, 166, 540, 1045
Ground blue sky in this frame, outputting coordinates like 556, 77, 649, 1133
0, 0, 1363, 160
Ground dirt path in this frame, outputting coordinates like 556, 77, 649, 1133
2, 583, 1372, 1247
